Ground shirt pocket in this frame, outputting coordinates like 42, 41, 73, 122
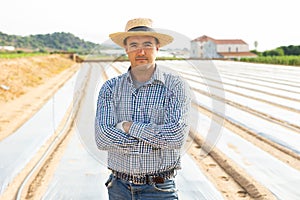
148, 105, 165, 125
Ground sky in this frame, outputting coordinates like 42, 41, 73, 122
1, 0, 299, 51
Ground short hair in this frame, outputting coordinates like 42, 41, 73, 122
123, 37, 160, 46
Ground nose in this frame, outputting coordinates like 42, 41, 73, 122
137, 47, 146, 55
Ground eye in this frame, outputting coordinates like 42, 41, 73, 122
130, 44, 137, 48
144, 42, 153, 47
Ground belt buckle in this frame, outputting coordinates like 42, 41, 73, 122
152, 176, 165, 184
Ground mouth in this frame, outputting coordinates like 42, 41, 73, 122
135, 57, 148, 61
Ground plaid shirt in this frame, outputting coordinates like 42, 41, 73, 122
95, 65, 191, 175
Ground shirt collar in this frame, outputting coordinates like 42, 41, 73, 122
126, 64, 165, 85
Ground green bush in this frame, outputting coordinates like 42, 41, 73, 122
240, 56, 300, 66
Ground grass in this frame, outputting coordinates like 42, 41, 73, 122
239, 55, 300, 66
0, 52, 48, 59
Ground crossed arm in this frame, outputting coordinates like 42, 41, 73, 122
95, 79, 191, 152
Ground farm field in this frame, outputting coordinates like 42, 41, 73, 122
0, 59, 299, 199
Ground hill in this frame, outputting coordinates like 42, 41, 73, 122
0, 32, 100, 53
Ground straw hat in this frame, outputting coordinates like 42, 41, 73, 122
109, 18, 174, 48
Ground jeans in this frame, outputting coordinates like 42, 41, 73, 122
105, 174, 178, 200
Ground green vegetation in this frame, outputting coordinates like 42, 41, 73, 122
0, 51, 48, 59
240, 45, 300, 66
0, 32, 100, 54
240, 56, 300, 66
276, 45, 300, 56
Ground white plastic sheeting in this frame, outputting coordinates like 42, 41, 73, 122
182, 71, 300, 126
189, 84, 300, 154
0, 70, 81, 195
194, 111, 300, 199
160, 60, 300, 199
42, 63, 224, 199
2, 60, 300, 199
42, 131, 224, 200
42, 132, 111, 200
162, 61, 300, 154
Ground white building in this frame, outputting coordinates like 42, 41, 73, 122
0, 46, 15, 51
190, 35, 257, 59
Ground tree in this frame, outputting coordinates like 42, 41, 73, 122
254, 41, 258, 50
263, 48, 284, 56
280, 45, 300, 55
0, 31, 100, 53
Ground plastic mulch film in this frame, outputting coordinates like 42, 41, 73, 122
0, 69, 84, 195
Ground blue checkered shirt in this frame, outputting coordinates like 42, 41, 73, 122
95, 65, 191, 175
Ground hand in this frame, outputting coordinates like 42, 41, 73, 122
123, 121, 133, 133
116, 121, 126, 132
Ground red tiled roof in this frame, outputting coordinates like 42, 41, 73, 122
218, 52, 257, 57
192, 35, 215, 42
214, 39, 247, 45
192, 35, 247, 45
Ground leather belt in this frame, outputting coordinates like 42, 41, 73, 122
111, 169, 175, 185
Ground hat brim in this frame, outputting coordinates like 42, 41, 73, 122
109, 31, 174, 48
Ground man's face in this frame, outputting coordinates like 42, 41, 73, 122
125, 36, 159, 68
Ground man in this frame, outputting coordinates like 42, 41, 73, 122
95, 18, 191, 199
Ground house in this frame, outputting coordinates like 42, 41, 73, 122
0, 46, 15, 51
190, 35, 257, 59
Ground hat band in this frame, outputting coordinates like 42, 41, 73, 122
128, 26, 155, 32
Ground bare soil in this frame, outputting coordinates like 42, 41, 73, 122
0, 55, 78, 141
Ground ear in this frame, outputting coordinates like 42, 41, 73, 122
125, 47, 129, 53
156, 44, 160, 51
